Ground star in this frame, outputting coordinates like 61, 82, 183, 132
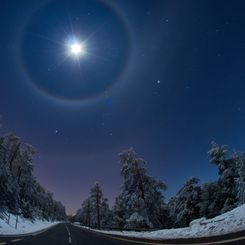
157, 80, 161, 84
55, 130, 58, 134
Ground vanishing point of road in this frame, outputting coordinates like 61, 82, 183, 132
0, 223, 245, 245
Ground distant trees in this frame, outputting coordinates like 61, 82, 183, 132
75, 183, 112, 228
89, 183, 112, 228
90, 183, 102, 228
0, 132, 66, 221
75, 143, 245, 230
76, 198, 92, 226
75, 148, 170, 229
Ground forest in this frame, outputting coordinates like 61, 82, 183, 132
0, 133, 66, 221
1, 131, 244, 229
75, 143, 245, 229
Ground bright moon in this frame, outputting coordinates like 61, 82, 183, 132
69, 42, 85, 57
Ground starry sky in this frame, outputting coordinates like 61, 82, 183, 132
1, 0, 245, 214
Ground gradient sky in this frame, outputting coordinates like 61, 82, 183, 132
1, 0, 245, 214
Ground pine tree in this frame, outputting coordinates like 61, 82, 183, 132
76, 183, 111, 228
208, 142, 238, 214
100, 197, 113, 227
79, 198, 92, 226
199, 181, 220, 218
90, 183, 103, 228
170, 177, 201, 227
113, 148, 168, 229
232, 152, 245, 205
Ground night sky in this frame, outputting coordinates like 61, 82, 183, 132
1, 0, 245, 214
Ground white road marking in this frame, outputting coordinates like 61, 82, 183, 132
11, 238, 23, 242
97, 233, 245, 245
72, 225, 245, 245
0, 242, 7, 245
65, 224, 72, 244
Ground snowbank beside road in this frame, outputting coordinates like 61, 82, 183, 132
0, 212, 59, 235
85, 204, 245, 239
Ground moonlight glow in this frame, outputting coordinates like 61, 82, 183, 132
69, 41, 85, 57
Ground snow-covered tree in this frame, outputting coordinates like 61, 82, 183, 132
76, 183, 111, 228
100, 197, 113, 227
208, 142, 238, 214
197, 142, 245, 219
90, 183, 103, 228
0, 132, 67, 221
113, 148, 168, 229
232, 152, 245, 205
199, 181, 220, 218
208, 142, 228, 170
77, 198, 92, 226
169, 177, 201, 227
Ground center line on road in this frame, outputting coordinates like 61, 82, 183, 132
65, 224, 72, 244
11, 238, 23, 242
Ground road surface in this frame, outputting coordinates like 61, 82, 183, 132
0, 223, 245, 245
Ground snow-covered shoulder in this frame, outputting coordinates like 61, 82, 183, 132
85, 204, 245, 240
0, 213, 60, 235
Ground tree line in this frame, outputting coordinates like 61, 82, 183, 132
0, 133, 66, 221
75, 143, 245, 229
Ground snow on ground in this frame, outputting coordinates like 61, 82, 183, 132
83, 204, 245, 240
0, 212, 59, 235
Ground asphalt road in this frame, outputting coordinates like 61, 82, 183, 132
0, 223, 245, 245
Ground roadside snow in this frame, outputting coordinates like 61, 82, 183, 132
0, 213, 59, 235
83, 204, 245, 240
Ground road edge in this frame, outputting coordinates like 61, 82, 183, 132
72, 224, 245, 245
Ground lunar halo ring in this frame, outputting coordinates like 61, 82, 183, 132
18, 0, 132, 106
